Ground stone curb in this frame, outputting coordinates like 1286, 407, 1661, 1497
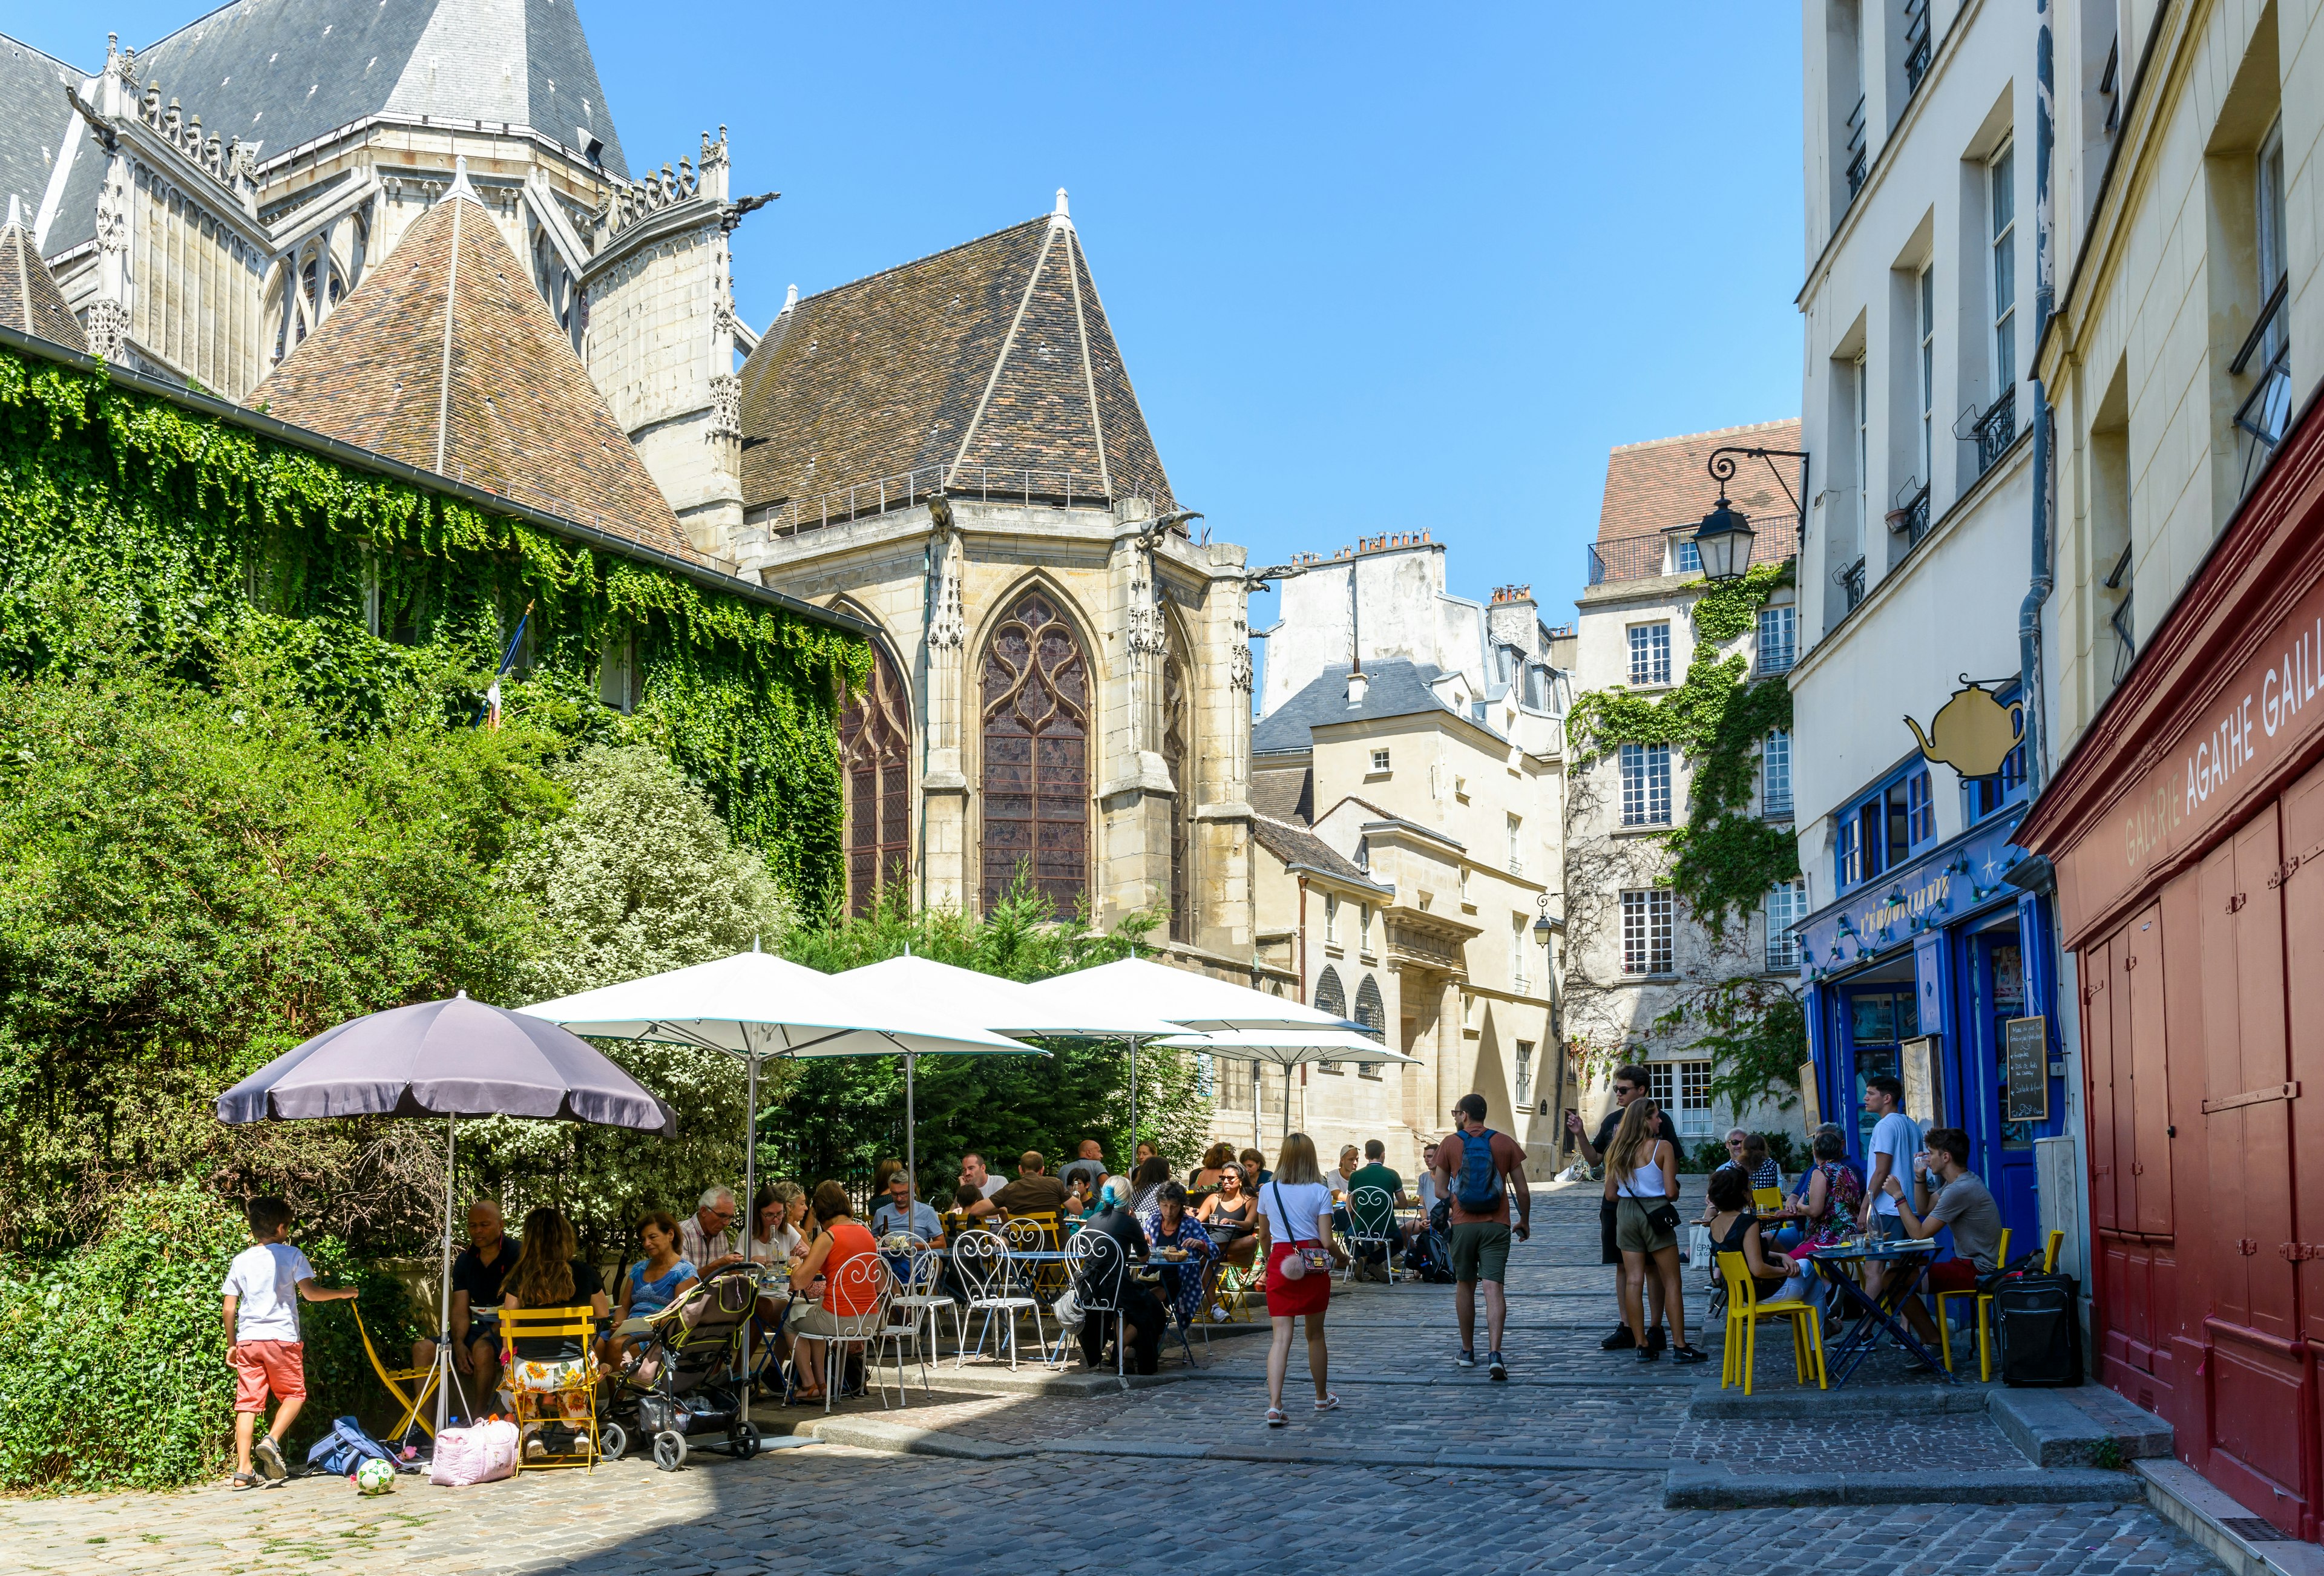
786, 1416, 1032, 1460
1988, 1385, 2173, 1467
1683, 1379, 1994, 1419
2136, 1459, 2324, 1576
1663, 1461, 2146, 1508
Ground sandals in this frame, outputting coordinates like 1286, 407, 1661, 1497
229, 1471, 260, 1491
1313, 1393, 1341, 1412
1265, 1407, 1287, 1427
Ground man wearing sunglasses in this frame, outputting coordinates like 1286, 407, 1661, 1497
1566, 1064, 1679, 1351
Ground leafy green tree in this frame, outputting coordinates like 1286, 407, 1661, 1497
470, 743, 795, 1254
1650, 976, 1808, 1121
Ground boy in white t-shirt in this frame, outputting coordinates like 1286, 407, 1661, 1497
220, 1198, 358, 1489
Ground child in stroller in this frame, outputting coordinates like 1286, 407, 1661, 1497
600, 1263, 766, 1471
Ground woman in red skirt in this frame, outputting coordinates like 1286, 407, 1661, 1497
1257, 1132, 1346, 1425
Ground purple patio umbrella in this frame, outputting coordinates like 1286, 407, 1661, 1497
217, 991, 674, 1434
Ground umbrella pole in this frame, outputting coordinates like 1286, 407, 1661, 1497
435, 1112, 456, 1437
904, 1049, 917, 1208
1283, 1060, 1293, 1144
742, 1051, 758, 1391
1128, 1036, 1138, 1164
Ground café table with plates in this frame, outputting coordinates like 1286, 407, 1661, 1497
1797, 1237, 1954, 1388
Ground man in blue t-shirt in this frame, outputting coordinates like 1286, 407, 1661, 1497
1856, 1075, 1924, 1305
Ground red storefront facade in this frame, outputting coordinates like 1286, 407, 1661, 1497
2020, 394, 2324, 1540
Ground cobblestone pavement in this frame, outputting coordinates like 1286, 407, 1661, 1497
0, 1181, 2227, 1575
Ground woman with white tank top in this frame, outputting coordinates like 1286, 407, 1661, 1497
1607, 1099, 1705, 1364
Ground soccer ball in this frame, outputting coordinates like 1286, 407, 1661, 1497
353, 1458, 396, 1496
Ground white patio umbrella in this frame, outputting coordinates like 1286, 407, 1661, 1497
1155, 1028, 1421, 1144
836, 954, 1180, 1167
1025, 956, 1368, 1157
519, 946, 1040, 1270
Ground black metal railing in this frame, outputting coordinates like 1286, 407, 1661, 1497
2232, 276, 2292, 497
1757, 640, 1795, 677
1587, 519, 1800, 587
1888, 481, 1931, 547
1762, 790, 1793, 821
1840, 556, 1867, 612
1971, 387, 2018, 476
1903, 0, 1932, 92
1844, 96, 1869, 200
1766, 934, 1802, 973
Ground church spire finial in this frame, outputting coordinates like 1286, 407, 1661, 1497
448, 155, 479, 204
1051, 187, 1071, 225
4, 194, 19, 229
782, 283, 798, 313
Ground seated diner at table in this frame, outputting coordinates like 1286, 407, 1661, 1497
1795, 1126, 1866, 1250
1128, 1156, 1173, 1213
1701, 1168, 1811, 1306
1189, 1142, 1235, 1192
1058, 1139, 1109, 1195
959, 1151, 1007, 1202
963, 1151, 1071, 1226
783, 1181, 881, 1402
1240, 1147, 1273, 1187
1876, 1126, 2004, 1341
1196, 1161, 1262, 1273
870, 1171, 945, 1247
1071, 1186, 1165, 1374
608, 1210, 697, 1363
1138, 1181, 1219, 1331
678, 1186, 744, 1275
499, 1207, 609, 1431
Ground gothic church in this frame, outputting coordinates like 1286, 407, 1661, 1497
0, 2, 1261, 976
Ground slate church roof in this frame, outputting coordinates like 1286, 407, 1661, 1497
1253, 661, 1466, 755
29, 0, 627, 255
0, 197, 84, 351
249, 169, 688, 560
0, 36, 85, 228
735, 198, 1175, 520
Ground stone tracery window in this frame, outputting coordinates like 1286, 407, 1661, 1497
1354, 975, 1386, 1042
1313, 965, 1347, 1019
980, 590, 1089, 913
839, 641, 911, 917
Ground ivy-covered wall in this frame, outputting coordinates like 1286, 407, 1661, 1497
0, 338, 867, 909
1566, 560, 1800, 935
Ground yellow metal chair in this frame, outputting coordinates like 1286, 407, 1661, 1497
1717, 1250, 1827, 1395
351, 1304, 442, 1440
2044, 1229, 2063, 1272
1934, 1226, 2009, 1381
499, 1307, 601, 1472
1751, 1187, 1787, 1215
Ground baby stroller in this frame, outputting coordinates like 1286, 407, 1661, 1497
601, 1264, 766, 1471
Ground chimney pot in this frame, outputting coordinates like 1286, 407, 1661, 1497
1346, 671, 1369, 708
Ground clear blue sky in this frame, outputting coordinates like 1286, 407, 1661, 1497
23, 2, 1804, 636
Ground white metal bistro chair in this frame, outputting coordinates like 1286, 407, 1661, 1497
804, 1253, 895, 1413
952, 1228, 1043, 1370
878, 1235, 946, 1402
1064, 1228, 1129, 1376
1344, 1185, 1399, 1283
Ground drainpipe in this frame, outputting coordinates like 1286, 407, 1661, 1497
1297, 875, 1309, 1004
2020, 0, 2056, 798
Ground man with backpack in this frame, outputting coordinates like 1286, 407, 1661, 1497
1432, 1092, 1529, 1380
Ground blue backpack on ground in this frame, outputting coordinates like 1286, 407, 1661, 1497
1454, 1129, 1502, 1212
306, 1415, 401, 1477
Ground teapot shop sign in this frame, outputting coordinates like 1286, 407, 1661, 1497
2056, 579, 2324, 944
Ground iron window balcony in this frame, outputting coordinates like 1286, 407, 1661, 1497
1840, 556, 1867, 612
2233, 277, 2293, 498
1886, 481, 1931, 548
1762, 790, 1793, 821
1969, 388, 2017, 478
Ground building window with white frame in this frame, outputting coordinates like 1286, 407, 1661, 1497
1515, 1041, 1535, 1105
1621, 888, 1675, 976
1620, 741, 1672, 826
1324, 893, 1339, 945
1629, 622, 1671, 685
1458, 865, 1471, 905
1506, 812, 1523, 874
1757, 606, 1795, 674
1765, 879, 1807, 971
1359, 903, 1373, 954
1677, 1060, 1715, 1137
1761, 730, 1792, 819
1510, 914, 1528, 993
1990, 140, 2017, 393
1670, 536, 1701, 575
1370, 748, 1390, 772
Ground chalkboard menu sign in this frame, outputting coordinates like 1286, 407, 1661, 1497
2003, 1016, 2049, 1121
1797, 1061, 1820, 1132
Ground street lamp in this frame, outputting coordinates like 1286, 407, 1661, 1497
1696, 445, 1812, 583
1532, 891, 1562, 949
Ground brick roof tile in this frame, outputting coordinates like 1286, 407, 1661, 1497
0, 212, 85, 351
1596, 417, 1801, 543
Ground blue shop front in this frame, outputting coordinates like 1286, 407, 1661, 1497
1794, 804, 2067, 1249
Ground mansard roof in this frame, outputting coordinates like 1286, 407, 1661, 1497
1253, 660, 1468, 755
0, 201, 84, 351
734, 204, 1175, 523
0, 36, 85, 226
249, 175, 688, 561
140, 0, 627, 174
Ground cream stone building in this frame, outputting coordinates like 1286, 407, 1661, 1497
1, 4, 1269, 969
1238, 538, 1569, 1177
1565, 422, 1804, 1157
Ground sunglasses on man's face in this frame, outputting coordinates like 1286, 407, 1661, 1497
1613, 1083, 1639, 1095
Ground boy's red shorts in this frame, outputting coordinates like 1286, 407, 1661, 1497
229, 1339, 306, 1413
1925, 1259, 1979, 1294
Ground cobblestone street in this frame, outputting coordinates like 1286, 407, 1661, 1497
0, 1181, 2226, 1575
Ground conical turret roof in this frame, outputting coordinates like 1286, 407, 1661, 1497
0, 197, 85, 352
249, 174, 689, 560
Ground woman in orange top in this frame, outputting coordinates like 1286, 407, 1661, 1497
782, 1181, 883, 1401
